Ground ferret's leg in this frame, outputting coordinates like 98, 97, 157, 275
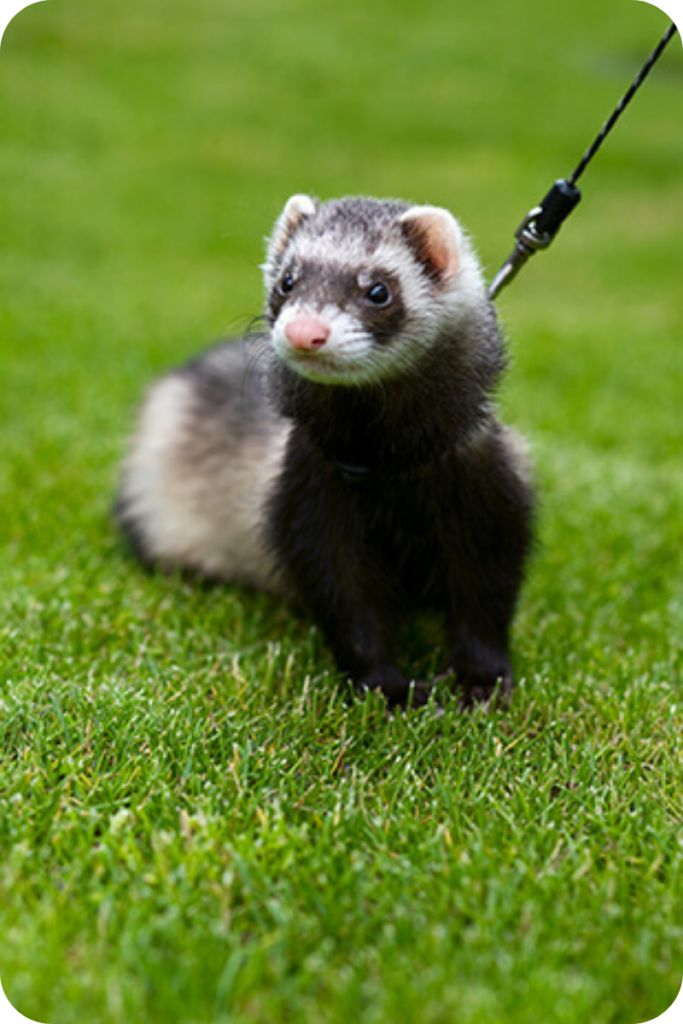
324, 599, 412, 706
445, 596, 517, 707
269, 465, 430, 707
297, 554, 429, 707
444, 429, 535, 706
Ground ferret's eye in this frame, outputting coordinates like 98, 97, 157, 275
279, 271, 295, 295
365, 282, 392, 306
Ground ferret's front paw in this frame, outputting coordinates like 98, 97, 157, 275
458, 669, 513, 709
354, 667, 435, 710
405, 679, 437, 709
441, 641, 514, 709
438, 661, 513, 709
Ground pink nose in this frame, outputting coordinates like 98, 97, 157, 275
284, 316, 330, 352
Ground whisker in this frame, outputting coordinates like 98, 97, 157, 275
241, 335, 272, 401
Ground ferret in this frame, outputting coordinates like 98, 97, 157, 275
115, 195, 535, 707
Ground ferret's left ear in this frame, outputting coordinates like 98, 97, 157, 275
265, 194, 318, 272
399, 205, 461, 281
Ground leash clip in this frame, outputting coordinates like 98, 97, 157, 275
488, 179, 582, 300
515, 206, 552, 253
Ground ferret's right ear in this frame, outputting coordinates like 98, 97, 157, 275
399, 205, 462, 282
264, 194, 318, 274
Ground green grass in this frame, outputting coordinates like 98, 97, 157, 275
1, 0, 682, 1021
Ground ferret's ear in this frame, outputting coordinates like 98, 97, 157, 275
399, 205, 461, 282
265, 194, 318, 269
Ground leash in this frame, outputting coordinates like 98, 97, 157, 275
487, 21, 679, 301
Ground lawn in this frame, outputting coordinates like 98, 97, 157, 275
0, 0, 682, 1022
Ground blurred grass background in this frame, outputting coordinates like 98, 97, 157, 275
0, 0, 682, 1022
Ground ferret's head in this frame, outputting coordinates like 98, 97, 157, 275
262, 195, 488, 386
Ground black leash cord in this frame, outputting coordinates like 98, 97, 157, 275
487, 21, 679, 301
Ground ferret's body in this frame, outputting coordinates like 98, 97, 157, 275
116, 195, 534, 706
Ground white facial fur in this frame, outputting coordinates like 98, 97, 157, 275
271, 302, 385, 385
